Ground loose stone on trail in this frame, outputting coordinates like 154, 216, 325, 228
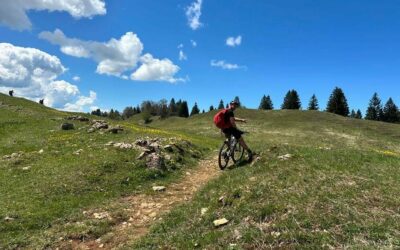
213, 218, 229, 227
152, 186, 166, 192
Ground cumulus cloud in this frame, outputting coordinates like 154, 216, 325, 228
186, 0, 203, 30
210, 60, 245, 70
40, 29, 184, 83
0, 0, 106, 30
39, 29, 143, 77
0, 43, 96, 111
131, 54, 183, 83
190, 40, 197, 47
72, 76, 81, 81
226, 35, 242, 47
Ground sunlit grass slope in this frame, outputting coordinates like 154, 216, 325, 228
132, 108, 400, 249
0, 93, 211, 249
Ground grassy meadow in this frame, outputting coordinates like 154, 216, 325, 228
1, 93, 400, 249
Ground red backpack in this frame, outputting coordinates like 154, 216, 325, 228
213, 109, 231, 129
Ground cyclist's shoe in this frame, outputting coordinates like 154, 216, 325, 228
247, 150, 253, 162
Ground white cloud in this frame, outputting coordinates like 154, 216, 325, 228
186, 0, 203, 30
131, 54, 183, 83
64, 91, 97, 112
40, 29, 183, 83
72, 76, 81, 81
0, 43, 96, 112
0, 0, 106, 30
190, 40, 197, 47
179, 50, 187, 61
39, 29, 143, 77
226, 35, 242, 47
177, 44, 184, 49
210, 60, 245, 70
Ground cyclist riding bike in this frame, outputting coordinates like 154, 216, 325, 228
214, 101, 253, 162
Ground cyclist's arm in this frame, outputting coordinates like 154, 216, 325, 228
234, 117, 247, 123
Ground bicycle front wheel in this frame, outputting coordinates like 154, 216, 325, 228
232, 142, 245, 163
218, 141, 230, 170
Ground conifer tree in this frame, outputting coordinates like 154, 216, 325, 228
382, 98, 400, 123
281, 90, 301, 109
218, 100, 224, 109
233, 96, 241, 107
209, 105, 215, 111
365, 93, 383, 121
190, 102, 200, 116
168, 98, 178, 116
355, 109, 363, 119
350, 109, 356, 118
178, 101, 189, 117
326, 87, 349, 116
202, 109, 205, 113
259, 95, 273, 110
308, 94, 319, 110
226, 103, 229, 109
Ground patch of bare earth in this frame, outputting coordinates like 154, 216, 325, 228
64, 156, 220, 250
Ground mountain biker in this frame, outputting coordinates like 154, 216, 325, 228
214, 101, 253, 162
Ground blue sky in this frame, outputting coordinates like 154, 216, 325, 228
0, 0, 399, 113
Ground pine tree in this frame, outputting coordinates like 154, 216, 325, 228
190, 102, 200, 116
365, 93, 383, 121
178, 101, 189, 118
202, 109, 205, 113
226, 103, 229, 109
355, 109, 363, 119
168, 98, 177, 116
281, 90, 301, 109
382, 98, 400, 123
136, 105, 141, 113
209, 105, 215, 111
308, 94, 319, 110
265, 95, 274, 110
350, 109, 356, 118
218, 100, 224, 109
326, 87, 349, 116
259, 95, 273, 110
233, 96, 241, 107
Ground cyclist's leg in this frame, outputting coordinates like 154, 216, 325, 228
231, 128, 253, 161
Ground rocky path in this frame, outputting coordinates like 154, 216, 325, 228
70, 155, 220, 250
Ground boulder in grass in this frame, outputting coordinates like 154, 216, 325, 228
61, 123, 74, 130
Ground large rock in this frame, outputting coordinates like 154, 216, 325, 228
61, 123, 74, 130
107, 125, 124, 134
146, 153, 165, 169
91, 120, 109, 130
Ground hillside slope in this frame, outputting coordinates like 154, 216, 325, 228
0, 94, 213, 249
131, 109, 400, 249
1, 94, 399, 249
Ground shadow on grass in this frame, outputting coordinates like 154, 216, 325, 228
227, 160, 250, 170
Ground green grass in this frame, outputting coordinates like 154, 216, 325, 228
0, 94, 209, 249
130, 108, 400, 249
2, 94, 400, 249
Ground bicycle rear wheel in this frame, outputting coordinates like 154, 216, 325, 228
218, 141, 230, 170
232, 142, 245, 163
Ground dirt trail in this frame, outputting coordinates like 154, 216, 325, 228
70, 155, 220, 250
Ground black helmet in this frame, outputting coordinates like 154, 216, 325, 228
230, 100, 239, 106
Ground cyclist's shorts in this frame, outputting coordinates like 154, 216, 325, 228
222, 127, 243, 139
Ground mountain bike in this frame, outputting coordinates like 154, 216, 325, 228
218, 134, 245, 170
